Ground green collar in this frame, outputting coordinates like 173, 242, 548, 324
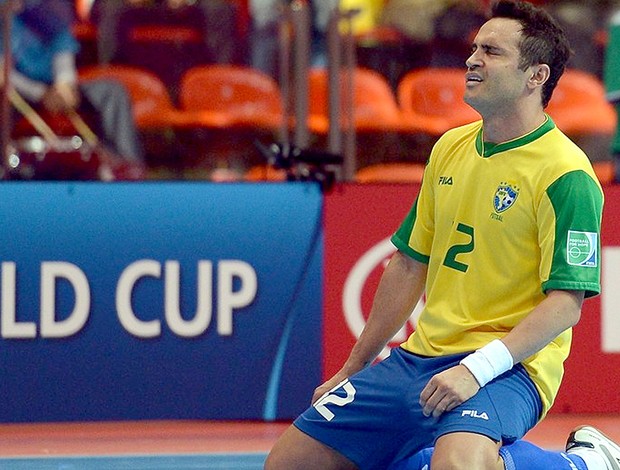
475, 115, 555, 158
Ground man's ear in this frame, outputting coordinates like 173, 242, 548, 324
528, 64, 551, 89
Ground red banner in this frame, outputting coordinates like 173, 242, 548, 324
324, 183, 620, 413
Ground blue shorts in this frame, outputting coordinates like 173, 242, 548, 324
294, 347, 542, 470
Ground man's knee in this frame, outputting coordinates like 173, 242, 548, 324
431, 452, 502, 470
431, 433, 504, 470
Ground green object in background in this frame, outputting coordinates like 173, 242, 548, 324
604, 11, 620, 154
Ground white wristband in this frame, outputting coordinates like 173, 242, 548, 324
460, 339, 514, 387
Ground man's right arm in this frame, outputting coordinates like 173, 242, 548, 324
312, 250, 427, 403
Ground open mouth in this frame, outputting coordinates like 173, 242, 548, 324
466, 73, 483, 84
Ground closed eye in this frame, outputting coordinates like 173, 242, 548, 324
471, 44, 503, 56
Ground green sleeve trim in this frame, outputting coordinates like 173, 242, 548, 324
391, 196, 430, 264
475, 117, 554, 157
542, 280, 601, 298
390, 234, 430, 264
545, 170, 603, 298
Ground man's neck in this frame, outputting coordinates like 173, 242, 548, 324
481, 106, 547, 144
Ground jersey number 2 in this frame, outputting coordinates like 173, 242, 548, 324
443, 223, 474, 272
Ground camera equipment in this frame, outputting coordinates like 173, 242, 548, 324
254, 140, 343, 192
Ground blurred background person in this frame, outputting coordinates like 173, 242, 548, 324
248, 0, 283, 78
0, 0, 144, 164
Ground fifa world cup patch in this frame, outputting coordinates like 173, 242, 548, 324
493, 182, 519, 213
567, 230, 598, 267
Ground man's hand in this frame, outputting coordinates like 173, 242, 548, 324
311, 371, 350, 405
42, 82, 80, 114
419, 364, 480, 418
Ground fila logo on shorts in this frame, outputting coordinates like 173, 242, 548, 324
461, 410, 490, 420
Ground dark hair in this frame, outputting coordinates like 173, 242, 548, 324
490, 0, 571, 107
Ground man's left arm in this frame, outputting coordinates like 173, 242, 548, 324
419, 290, 583, 419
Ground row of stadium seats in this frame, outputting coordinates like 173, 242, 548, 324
76, 63, 617, 179
79, 63, 616, 138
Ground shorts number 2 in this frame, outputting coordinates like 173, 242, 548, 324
313, 379, 357, 421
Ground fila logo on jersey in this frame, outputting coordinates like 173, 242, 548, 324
439, 176, 453, 185
461, 410, 489, 420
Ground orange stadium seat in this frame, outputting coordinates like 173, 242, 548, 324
397, 67, 481, 135
592, 160, 616, 184
78, 64, 224, 130
128, 24, 203, 44
355, 162, 425, 183
79, 64, 231, 170
177, 64, 288, 173
178, 64, 286, 132
546, 69, 617, 136
307, 67, 412, 134
244, 165, 288, 182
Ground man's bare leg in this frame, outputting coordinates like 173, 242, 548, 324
265, 424, 358, 470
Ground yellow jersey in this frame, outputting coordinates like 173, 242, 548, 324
391, 117, 604, 415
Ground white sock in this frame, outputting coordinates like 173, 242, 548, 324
568, 448, 608, 470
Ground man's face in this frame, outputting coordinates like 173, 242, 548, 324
464, 18, 534, 116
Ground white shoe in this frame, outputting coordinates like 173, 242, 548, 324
566, 425, 620, 470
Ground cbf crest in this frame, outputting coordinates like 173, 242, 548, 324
493, 182, 519, 213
